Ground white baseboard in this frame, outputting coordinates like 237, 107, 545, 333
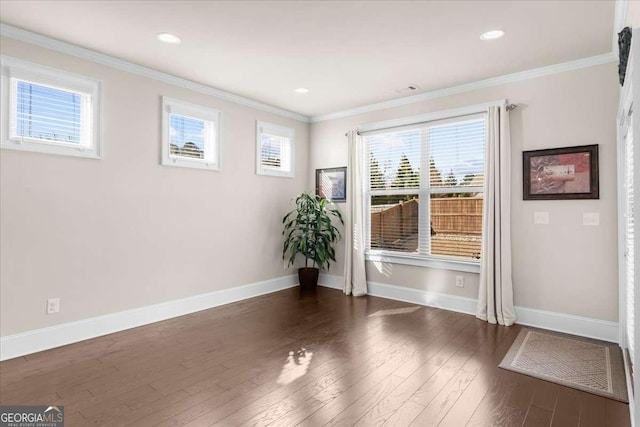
514, 306, 619, 343
367, 281, 478, 315
2, 273, 620, 361
319, 274, 619, 343
0, 275, 298, 361
319, 273, 343, 290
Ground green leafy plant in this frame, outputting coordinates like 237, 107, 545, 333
282, 193, 344, 270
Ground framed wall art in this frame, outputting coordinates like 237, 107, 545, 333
523, 144, 599, 200
316, 167, 347, 202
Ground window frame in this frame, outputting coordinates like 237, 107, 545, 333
361, 101, 503, 273
161, 96, 221, 171
256, 121, 295, 178
0, 55, 102, 159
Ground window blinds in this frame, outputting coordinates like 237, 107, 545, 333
256, 121, 294, 177
625, 123, 635, 361
428, 120, 485, 191
162, 97, 220, 170
368, 128, 421, 190
428, 119, 485, 259
365, 116, 485, 260
261, 133, 291, 170
13, 80, 92, 146
169, 114, 207, 160
367, 128, 422, 253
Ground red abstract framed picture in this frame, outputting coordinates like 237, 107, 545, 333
523, 144, 599, 200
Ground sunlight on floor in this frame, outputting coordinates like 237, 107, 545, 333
276, 347, 313, 385
367, 306, 421, 317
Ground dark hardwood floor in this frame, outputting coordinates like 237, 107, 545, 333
0, 287, 631, 426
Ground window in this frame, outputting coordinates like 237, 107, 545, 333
364, 112, 486, 270
1, 56, 101, 158
256, 121, 294, 177
162, 97, 220, 170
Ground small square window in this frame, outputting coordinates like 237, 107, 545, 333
162, 97, 220, 171
1, 56, 101, 159
256, 121, 294, 177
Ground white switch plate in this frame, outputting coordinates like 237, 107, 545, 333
455, 275, 464, 288
583, 212, 600, 226
534, 211, 549, 225
47, 298, 60, 314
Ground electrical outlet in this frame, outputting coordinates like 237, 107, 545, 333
47, 298, 60, 314
283, 259, 289, 270
455, 276, 464, 288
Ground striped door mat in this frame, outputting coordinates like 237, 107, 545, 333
499, 328, 628, 402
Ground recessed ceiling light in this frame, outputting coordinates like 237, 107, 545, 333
294, 88, 309, 94
480, 30, 504, 41
157, 33, 181, 44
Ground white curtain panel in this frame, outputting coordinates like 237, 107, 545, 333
343, 130, 368, 296
476, 105, 516, 326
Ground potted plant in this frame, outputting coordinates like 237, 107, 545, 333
282, 193, 344, 289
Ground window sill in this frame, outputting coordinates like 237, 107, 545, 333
161, 158, 220, 171
256, 169, 294, 178
366, 252, 480, 273
1, 139, 100, 159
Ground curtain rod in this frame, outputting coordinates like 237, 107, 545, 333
344, 103, 518, 136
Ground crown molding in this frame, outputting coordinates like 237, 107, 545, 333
0, 23, 311, 123
311, 52, 617, 123
0, 23, 618, 126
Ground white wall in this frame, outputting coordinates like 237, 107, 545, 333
0, 38, 310, 336
0, 34, 621, 341
627, 0, 640, 29
310, 63, 620, 322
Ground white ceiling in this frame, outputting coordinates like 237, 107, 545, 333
0, 1, 615, 117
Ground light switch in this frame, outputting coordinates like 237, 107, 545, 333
583, 212, 600, 226
534, 211, 549, 225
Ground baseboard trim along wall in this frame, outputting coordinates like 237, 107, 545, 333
2, 272, 619, 360
0, 274, 298, 361
319, 274, 620, 343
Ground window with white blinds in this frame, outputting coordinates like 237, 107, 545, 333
256, 121, 294, 177
364, 114, 486, 262
161, 97, 220, 171
13, 81, 89, 144
1, 56, 101, 158
625, 121, 635, 361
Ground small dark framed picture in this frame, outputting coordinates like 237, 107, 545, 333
316, 167, 347, 202
523, 144, 599, 200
